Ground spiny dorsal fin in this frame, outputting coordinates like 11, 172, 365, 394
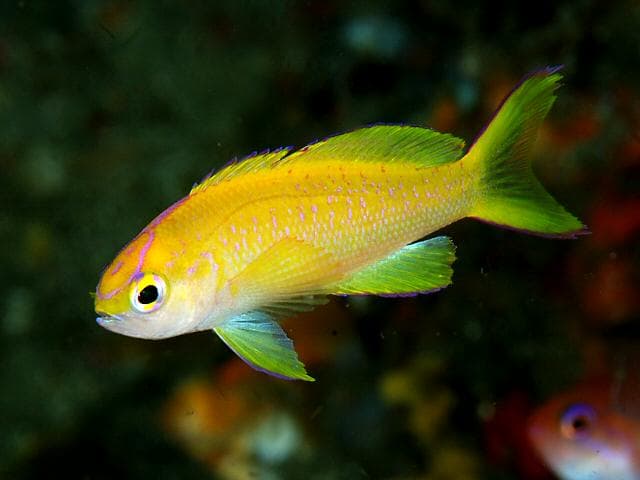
286, 125, 465, 167
190, 148, 292, 194
191, 125, 465, 194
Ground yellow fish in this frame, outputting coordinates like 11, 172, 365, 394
95, 67, 585, 381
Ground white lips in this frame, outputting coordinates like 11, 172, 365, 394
96, 316, 112, 326
96, 313, 124, 327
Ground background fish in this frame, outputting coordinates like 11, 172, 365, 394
95, 67, 585, 381
528, 373, 640, 480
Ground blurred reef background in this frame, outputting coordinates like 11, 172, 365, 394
1, 1, 639, 479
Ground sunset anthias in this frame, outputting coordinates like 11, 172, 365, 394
95, 67, 585, 381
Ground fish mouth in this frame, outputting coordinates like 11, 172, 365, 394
96, 312, 124, 327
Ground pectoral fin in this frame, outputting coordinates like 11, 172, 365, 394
214, 311, 314, 381
330, 236, 456, 296
230, 237, 342, 317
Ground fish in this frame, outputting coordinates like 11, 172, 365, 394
528, 375, 640, 480
95, 66, 585, 381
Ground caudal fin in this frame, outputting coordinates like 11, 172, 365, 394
467, 66, 587, 238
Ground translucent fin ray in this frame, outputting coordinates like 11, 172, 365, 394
262, 295, 330, 319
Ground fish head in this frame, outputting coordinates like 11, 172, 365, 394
527, 384, 640, 480
94, 229, 205, 339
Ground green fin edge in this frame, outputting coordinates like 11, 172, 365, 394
286, 125, 466, 168
191, 125, 466, 193
331, 236, 456, 296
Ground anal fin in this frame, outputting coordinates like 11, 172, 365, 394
330, 236, 456, 296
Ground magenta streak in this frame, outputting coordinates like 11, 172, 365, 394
469, 216, 590, 239
149, 196, 188, 227
109, 260, 124, 276
97, 230, 155, 300
98, 196, 187, 300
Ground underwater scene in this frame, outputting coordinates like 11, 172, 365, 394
1, 1, 639, 479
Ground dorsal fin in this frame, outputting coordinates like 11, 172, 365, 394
191, 125, 465, 194
286, 125, 465, 167
190, 148, 292, 194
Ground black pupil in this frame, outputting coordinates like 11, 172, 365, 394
572, 415, 589, 431
138, 285, 159, 304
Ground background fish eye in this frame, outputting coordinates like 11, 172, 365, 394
130, 273, 167, 313
560, 403, 596, 440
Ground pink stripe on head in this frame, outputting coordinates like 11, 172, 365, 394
109, 260, 124, 276
96, 230, 155, 300
133, 230, 155, 277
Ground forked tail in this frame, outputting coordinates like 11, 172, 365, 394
466, 66, 587, 238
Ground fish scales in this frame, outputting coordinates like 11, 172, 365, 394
157, 160, 476, 282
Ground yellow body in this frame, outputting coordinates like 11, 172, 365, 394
97, 148, 474, 335
197, 160, 473, 274
173, 158, 473, 292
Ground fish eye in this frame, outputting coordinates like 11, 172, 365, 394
130, 273, 167, 313
560, 403, 596, 440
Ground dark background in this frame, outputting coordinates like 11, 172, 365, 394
1, 1, 638, 479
